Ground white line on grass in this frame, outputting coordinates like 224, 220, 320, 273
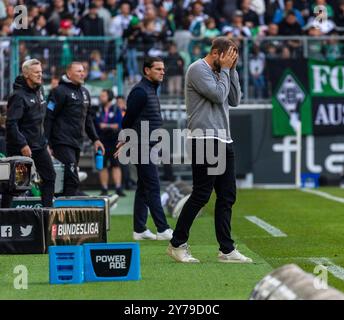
309, 258, 344, 281
245, 216, 287, 237
300, 189, 344, 204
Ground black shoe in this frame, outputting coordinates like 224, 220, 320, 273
116, 189, 126, 197
100, 189, 108, 196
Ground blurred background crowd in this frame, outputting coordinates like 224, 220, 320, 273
1, 0, 344, 101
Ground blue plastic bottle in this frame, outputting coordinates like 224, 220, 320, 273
95, 148, 103, 171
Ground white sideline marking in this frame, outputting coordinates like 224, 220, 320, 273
309, 258, 344, 281
300, 189, 344, 204
245, 216, 287, 237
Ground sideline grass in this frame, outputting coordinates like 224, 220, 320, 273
0, 214, 271, 300
1, 188, 344, 299
232, 189, 344, 293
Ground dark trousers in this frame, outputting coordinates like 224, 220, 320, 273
53, 145, 80, 196
134, 146, 170, 233
171, 139, 236, 254
3, 147, 56, 207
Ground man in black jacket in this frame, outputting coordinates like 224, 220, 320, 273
5, 59, 56, 207
45, 61, 104, 196
116, 56, 173, 241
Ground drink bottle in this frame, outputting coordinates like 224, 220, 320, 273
95, 148, 103, 171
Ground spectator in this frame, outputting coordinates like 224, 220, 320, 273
249, 43, 266, 99
281, 46, 292, 59
58, 17, 79, 36
33, 14, 48, 36
95, 89, 125, 196
324, 31, 343, 61
45, 0, 68, 35
0, 0, 6, 19
230, 10, 252, 38
66, 0, 87, 21
89, 50, 107, 80
311, 0, 334, 19
265, 0, 283, 25
78, 2, 105, 57
109, 1, 133, 38
306, 26, 324, 59
305, 8, 336, 34
157, 3, 175, 40
190, 43, 203, 63
250, 0, 266, 25
335, 0, 344, 31
19, 43, 32, 66
165, 42, 184, 96
241, 0, 260, 28
202, 17, 221, 53
78, 3, 104, 36
262, 23, 283, 55
123, 15, 142, 84
0, 19, 11, 36
294, 0, 311, 21
106, 0, 120, 17
140, 4, 166, 55
93, 0, 112, 35
279, 11, 303, 57
273, 0, 305, 27
278, 10, 302, 35
188, 1, 208, 37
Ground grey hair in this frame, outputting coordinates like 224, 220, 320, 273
22, 59, 41, 74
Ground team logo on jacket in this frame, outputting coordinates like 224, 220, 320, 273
71, 92, 77, 100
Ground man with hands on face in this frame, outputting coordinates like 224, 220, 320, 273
5, 59, 56, 207
45, 61, 105, 196
167, 37, 253, 264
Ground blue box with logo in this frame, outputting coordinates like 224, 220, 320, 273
83, 243, 141, 282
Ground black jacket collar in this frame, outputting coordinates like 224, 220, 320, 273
142, 76, 160, 91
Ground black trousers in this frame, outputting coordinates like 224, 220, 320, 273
53, 145, 80, 196
3, 147, 56, 207
133, 145, 170, 233
171, 139, 236, 254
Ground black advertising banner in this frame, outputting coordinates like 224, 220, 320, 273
312, 96, 344, 135
0, 208, 45, 254
90, 249, 132, 278
45, 208, 107, 247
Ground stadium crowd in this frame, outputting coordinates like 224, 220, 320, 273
1, 0, 344, 98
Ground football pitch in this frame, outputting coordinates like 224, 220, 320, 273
0, 187, 344, 300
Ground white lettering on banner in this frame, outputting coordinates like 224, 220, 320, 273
312, 65, 331, 93
95, 255, 126, 269
306, 136, 322, 173
57, 223, 99, 236
315, 104, 344, 125
312, 65, 344, 94
272, 136, 344, 174
272, 137, 297, 173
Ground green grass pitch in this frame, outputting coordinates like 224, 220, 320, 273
0, 187, 344, 300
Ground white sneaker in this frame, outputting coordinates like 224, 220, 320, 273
167, 243, 200, 263
157, 228, 173, 240
133, 229, 156, 240
218, 249, 253, 263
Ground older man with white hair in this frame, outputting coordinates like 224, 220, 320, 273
5, 59, 56, 207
